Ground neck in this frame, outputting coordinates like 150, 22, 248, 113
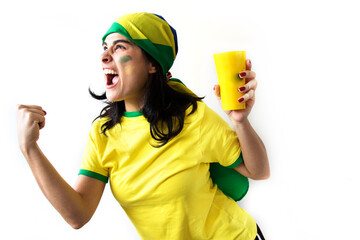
124, 99, 144, 112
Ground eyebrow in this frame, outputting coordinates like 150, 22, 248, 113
102, 39, 132, 47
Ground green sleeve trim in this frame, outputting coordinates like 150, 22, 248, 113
226, 152, 244, 168
78, 169, 108, 183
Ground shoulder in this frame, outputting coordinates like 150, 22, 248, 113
91, 117, 109, 130
199, 103, 234, 135
88, 117, 111, 138
184, 102, 227, 133
200, 102, 224, 122
184, 101, 206, 123
185, 101, 223, 120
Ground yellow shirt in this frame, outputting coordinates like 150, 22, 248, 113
80, 101, 257, 239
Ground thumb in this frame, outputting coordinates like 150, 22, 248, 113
213, 84, 221, 100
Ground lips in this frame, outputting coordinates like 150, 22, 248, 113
104, 69, 119, 89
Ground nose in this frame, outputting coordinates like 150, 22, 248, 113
101, 50, 112, 63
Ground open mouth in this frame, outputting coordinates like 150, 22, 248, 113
104, 69, 119, 87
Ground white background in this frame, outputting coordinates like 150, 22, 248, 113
1, 0, 359, 239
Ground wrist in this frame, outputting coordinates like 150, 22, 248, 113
231, 118, 250, 130
20, 142, 39, 159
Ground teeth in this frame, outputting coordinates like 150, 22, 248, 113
104, 69, 117, 75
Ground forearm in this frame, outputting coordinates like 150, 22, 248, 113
232, 119, 270, 180
21, 144, 90, 228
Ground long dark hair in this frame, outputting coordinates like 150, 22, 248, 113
89, 51, 203, 147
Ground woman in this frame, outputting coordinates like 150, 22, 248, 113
16, 13, 269, 239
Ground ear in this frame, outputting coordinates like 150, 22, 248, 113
148, 62, 157, 74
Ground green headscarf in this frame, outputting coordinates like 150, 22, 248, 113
102, 12, 178, 75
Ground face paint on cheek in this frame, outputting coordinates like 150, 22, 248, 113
120, 55, 132, 63
124, 65, 135, 75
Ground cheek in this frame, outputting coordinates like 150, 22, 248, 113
124, 65, 135, 75
116, 55, 135, 75
120, 55, 132, 63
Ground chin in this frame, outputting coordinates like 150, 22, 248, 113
105, 92, 122, 102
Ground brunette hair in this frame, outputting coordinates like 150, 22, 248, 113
89, 51, 203, 147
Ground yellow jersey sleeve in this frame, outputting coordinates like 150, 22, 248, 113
200, 104, 242, 167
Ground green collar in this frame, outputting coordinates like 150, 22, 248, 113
123, 111, 143, 117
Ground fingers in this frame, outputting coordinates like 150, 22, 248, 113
238, 79, 257, 103
239, 71, 256, 80
17, 104, 47, 151
238, 79, 258, 93
238, 89, 255, 103
238, 59, 257, 103
17, 104, 47, 129
239, 59, 255, 82
214, 59, 257, 104
17, 104, 47, 115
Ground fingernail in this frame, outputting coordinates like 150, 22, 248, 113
239, 72, 246, 78
248, 59, 252, 65
238, 98, 244, 103
43, 110, 47, 115
213, 85, 216, 91
238, 87, 246, 92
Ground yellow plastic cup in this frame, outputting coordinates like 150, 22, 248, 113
213, 51, 247, 110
